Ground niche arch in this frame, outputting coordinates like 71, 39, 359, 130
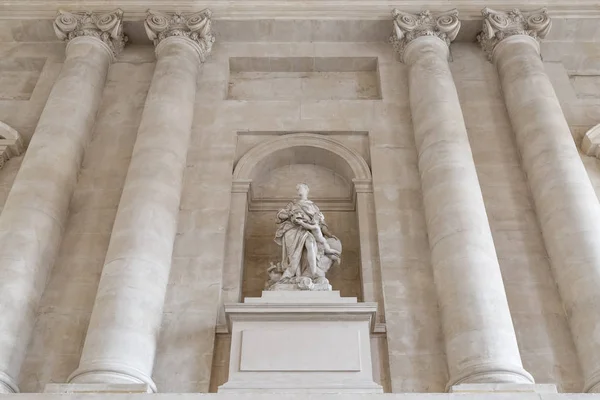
219, 133, 384, 329
234, 133, 372, 182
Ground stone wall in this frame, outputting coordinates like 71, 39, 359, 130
0, 21, 599, 395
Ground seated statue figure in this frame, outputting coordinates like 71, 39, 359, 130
267, 183, 342, 291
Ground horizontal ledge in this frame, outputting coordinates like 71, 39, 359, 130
2, 1, 600, 20
217, 322, 387, 334
249, 197, 356, 212
224, 304, 379, 313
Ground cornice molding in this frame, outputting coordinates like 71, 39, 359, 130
53, 9, 126, 56
477, 7, 551, 61
1, 1, 600, 20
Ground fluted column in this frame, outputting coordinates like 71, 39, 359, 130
391, 9, 533, 389
479, 8, 600, 393
68, 10, 214, 392
0, 10, 123, 393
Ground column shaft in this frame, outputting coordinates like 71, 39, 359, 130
493, 34, 600, 393
0, 36, 112, 393
68, 36, 201, 391
404, 36, 533, 387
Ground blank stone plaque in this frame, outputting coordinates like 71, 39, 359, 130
239, 327, 361, 372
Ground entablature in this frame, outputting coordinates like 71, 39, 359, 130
1, 1, 600, 20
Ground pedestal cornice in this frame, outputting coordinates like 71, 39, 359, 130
477, 7, 551, 61
390, 9, 460, 63
53, 9, 127, 58
145, 9, 214, 62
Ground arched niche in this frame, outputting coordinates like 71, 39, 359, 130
234, 134, 371, 182
219, 133, 384, 330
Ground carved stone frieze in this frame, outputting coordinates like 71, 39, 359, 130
390, 9, 461, 62
144, 9, 215, 61
53, 9, 127, 56
477, 8, 552, 60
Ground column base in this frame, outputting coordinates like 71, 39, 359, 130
446, 363, 535, 391
584, 370, 600, 393
67, 364, 157, 393
450, 383, 558, 393
0, 371, 19, 393
44, 383, 151, 393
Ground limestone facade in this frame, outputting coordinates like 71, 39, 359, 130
0, 1, 599, 398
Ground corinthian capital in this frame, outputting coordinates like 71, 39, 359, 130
144, 9, 215, 62
477, 8, 552, 60
390, 9, 461, 62
54, 9, 127, 57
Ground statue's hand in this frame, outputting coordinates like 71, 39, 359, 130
298, 220, 315, 230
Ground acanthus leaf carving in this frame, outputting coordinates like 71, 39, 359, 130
477, 8, 552, 61
144, 9, 215, 62
53, 9, 127, 57
390, 9, 461, 62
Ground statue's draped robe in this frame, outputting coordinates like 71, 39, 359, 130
275, 199, 324, 278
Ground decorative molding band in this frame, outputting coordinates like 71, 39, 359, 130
390, 8, 460, 62
582, 124, 600, 159
53, 9, 127, 56
216, 322, 388, 335
477, 7, 551, 61
248, 197, 356, 212
144, 9, 214, 61
2, 2, 600, 20
231, 179, 252, 194
353, 179, 373, 194
0, 122, 23, 170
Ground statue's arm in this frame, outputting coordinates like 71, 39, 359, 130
320, 223, 338, 239
276, 205, 291, 221
297, 220, 317, 230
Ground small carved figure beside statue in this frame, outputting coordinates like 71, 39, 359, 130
265, 183, 342, 291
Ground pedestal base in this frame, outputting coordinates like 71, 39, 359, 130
219, 291, 382, 394
44, 383, 151, 393
450, 384, 558, 393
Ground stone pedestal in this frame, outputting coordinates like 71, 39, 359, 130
219, 291, 382, 393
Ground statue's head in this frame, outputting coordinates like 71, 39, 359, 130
296, 183, 310, 199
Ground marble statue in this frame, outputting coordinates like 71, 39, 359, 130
266, 183, 342, 291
